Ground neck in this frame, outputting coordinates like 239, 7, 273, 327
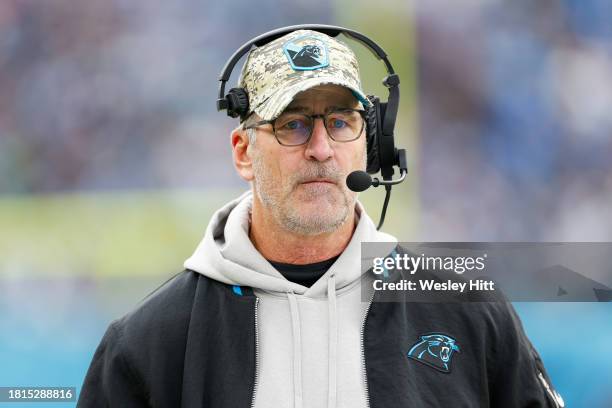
249, 195, 357, 265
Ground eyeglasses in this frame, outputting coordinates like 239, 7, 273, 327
243, 108, 367, 146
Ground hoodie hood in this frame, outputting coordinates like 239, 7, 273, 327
184, 190, 397, 297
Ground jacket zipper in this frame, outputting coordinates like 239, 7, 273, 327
537, 371, 562, 408
250, 297, 260, 408
360, 290, 376, 408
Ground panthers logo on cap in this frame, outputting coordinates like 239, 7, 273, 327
283, 35, 329, 71
407, 333, 461, 373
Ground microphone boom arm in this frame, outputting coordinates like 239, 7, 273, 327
373, 148, 407, 230
371, 168, 407, 187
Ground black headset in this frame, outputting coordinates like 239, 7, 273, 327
217, 24, 407, 229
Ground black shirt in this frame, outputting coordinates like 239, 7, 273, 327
268, 255, 340, 287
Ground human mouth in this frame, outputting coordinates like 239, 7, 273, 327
300, 178, 337, 185
299, 179, 338, 191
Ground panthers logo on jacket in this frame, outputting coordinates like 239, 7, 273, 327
407, 333, 461, 373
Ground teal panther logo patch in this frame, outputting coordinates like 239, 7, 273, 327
283, 35, 329, 71
407, 333, 460, 373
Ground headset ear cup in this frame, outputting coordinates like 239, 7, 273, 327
365, 95, 381, 174
225, 88, 250, 119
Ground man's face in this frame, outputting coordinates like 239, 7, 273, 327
249, 84, 367, 235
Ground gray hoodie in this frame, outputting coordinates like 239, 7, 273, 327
184, 191, 397, 408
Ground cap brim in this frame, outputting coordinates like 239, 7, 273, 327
253, 76, 371, 121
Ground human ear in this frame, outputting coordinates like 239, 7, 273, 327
231, 127, 254, 181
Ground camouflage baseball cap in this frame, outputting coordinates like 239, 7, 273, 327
238, 29, 370, 121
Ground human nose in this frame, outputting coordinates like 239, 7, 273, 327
304, 118, 334, 162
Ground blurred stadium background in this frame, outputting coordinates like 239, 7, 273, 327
0, 0, 611, 406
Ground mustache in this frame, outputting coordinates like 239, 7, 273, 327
293, 164, 345, 184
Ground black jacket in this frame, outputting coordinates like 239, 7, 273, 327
77, 266, 561, 407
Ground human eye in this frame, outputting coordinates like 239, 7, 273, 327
286, 119, 307, 130
327, 110, 358, 129
277, 115, 309, 131
329, 118, 347, 129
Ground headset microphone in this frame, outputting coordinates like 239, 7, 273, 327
346, 171, 373, 192
346, 148, 407, 229
346, 168, 407, 191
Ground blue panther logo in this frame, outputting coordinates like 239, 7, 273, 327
283, 36, 329, 71
407, 333, 460, 373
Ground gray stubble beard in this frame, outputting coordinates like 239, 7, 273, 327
250, 147, 366, 236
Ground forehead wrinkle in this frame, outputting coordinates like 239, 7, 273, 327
282, 106, 311, 114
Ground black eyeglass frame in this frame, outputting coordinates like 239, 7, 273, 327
242, 108, 367, 146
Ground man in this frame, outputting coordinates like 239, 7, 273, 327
77, 28, 562, 407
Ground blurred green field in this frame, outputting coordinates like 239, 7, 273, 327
0, 189, 236, 278
0, 187, 416, 278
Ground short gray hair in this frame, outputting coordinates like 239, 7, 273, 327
246, 126, 257, 145
233, 121, 257, 146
